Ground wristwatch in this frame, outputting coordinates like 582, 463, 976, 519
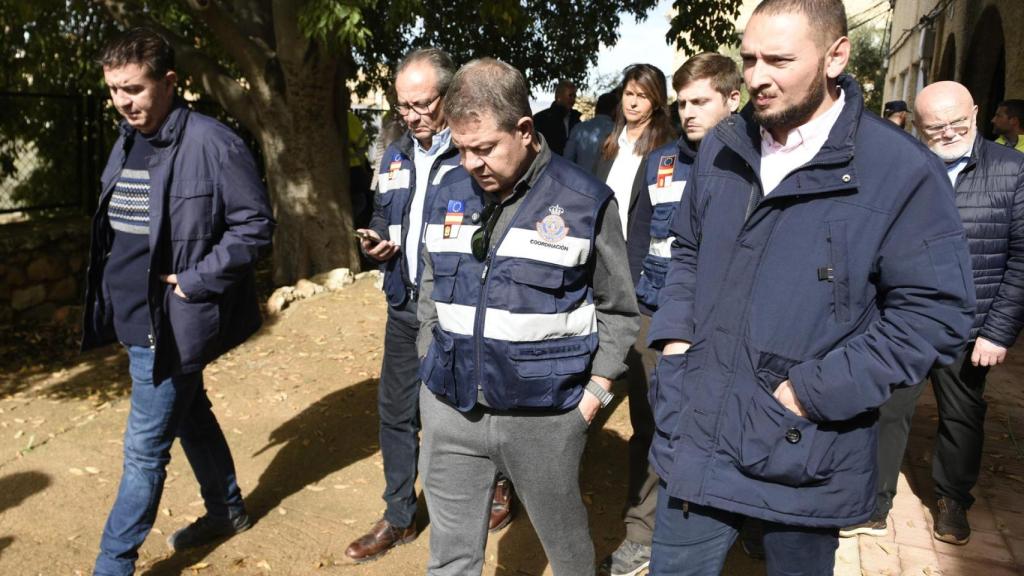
585, 379, 614, 408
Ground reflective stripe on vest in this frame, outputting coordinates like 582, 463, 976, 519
388, 224, 403, 245
435, 302, 597, 341
648, 236, 674, 258
648, 179, 685, 207
379, 168, 411, 193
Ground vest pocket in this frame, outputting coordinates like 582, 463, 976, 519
419, 325, 455, 398
509, 261, 564, 313
430, 256, 461, 303
507, 339, 592, 408
649, 203, 676, 239
636, 256, 669, 309
737, 386, 838, 487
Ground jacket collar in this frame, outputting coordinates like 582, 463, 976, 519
677, 135, 697, 161
715, 75, 864, 196
119, 98, 190, 147
396, 128, 457, 160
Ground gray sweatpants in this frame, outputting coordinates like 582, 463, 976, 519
419, 385, 593, 576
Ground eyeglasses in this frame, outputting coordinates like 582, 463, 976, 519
922, 117, 972, 138
471, 202, 504, 261
395, 94, 440, 117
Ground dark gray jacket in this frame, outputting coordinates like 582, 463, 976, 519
956, 135, 1024, 346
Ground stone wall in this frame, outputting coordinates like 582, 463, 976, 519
0, 216, 89, 326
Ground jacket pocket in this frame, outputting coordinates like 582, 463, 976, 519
419, 324, 455, 398
737, 387, 839, 487
165, 287, 221, 367
508, 339, 591, 408
509, 261, 564, 314
825, 220, 850, 323
649, 351, 690, 439
169, 180, 215, 240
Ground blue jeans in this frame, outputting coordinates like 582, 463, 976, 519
94, 346, 244, 576
650, 485, 838, 576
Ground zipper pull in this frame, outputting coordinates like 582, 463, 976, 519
480, 259, 490, 284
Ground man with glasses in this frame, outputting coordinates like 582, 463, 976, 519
349, 47, 477, 562
415, 58, 639, 575
841, 80, 1024, 546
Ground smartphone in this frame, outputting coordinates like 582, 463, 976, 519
354, 230, 382, 247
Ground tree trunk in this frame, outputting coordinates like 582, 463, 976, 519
259, 67, 360, 286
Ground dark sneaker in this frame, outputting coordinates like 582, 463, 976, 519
933, 497, 970, 545
167, 513, 252, 551
840, 516, 888, 538
599, 539, 651, 576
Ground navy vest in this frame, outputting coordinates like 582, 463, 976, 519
635, 140, 692, 310
376, 138, 461, 307
419, 157, 612, 412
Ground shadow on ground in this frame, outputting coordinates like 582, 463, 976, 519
141, 378, 381, 575
0, 471, 52, 559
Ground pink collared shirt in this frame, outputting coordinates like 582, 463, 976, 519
759, 90, 846, 195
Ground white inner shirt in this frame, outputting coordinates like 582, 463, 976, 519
759, 89, 846, 195
604, 128, 643, 239
406, 128, 451, 283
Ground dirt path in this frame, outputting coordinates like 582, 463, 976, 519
0, 276, 764, 575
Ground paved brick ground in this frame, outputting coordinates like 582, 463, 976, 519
834, 347, 1024, 576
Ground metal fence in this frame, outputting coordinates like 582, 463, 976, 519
0, 91, 390, 220
0, 92, 108, 216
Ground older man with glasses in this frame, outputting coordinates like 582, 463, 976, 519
415, 58, 639, 575
841, 80, 1024, 546
351, 47, 513, 563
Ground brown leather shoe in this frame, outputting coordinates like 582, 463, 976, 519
488, 478, 515, 532
344, 518, 417, 562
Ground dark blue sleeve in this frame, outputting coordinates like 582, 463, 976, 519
789, 158, 976, 422
979, 156, 1024, 347
176, 138, 275, 300
368, 149, 392, 240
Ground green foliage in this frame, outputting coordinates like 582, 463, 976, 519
300, 0, 374, 50
846, 26, 887, 114
668, 0, 744, 55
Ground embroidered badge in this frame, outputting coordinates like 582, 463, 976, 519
388, 153, 403, 180
444, 199, 465, 239
657, 155, 676, 188
536, 205, 569, 243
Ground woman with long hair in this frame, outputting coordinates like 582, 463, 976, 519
597, 63, 675, 238
594, 62, 676, 576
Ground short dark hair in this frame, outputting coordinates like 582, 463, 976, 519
99, 27, 175, 79
672, 52, 742, 97
751, 0, 848, 48
396, 47, 456, 96
999, 99, 1024, 124
595, 91, 618, 117
443, 58, 531, 132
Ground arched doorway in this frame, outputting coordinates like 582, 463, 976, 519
963, 5, 1006, 139
937, 34, 956, 82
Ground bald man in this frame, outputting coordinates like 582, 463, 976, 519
841, 81, 1024, 545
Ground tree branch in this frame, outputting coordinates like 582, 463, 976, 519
270, 0, 309, 67
182, 0, 275, 102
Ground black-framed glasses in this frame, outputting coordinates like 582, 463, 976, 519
471, 202, 504, 261
395, 93, 441, 117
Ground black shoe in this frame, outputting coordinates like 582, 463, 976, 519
599, 539, 651, 576
840, 515, 888, 538
167, 512, 252, 551
933, 497, 970, 545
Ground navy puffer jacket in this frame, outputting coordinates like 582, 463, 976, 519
955, 135, 1024, 347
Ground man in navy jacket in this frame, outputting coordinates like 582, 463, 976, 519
646, 1, 975, 574
83, 28, 274, 576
